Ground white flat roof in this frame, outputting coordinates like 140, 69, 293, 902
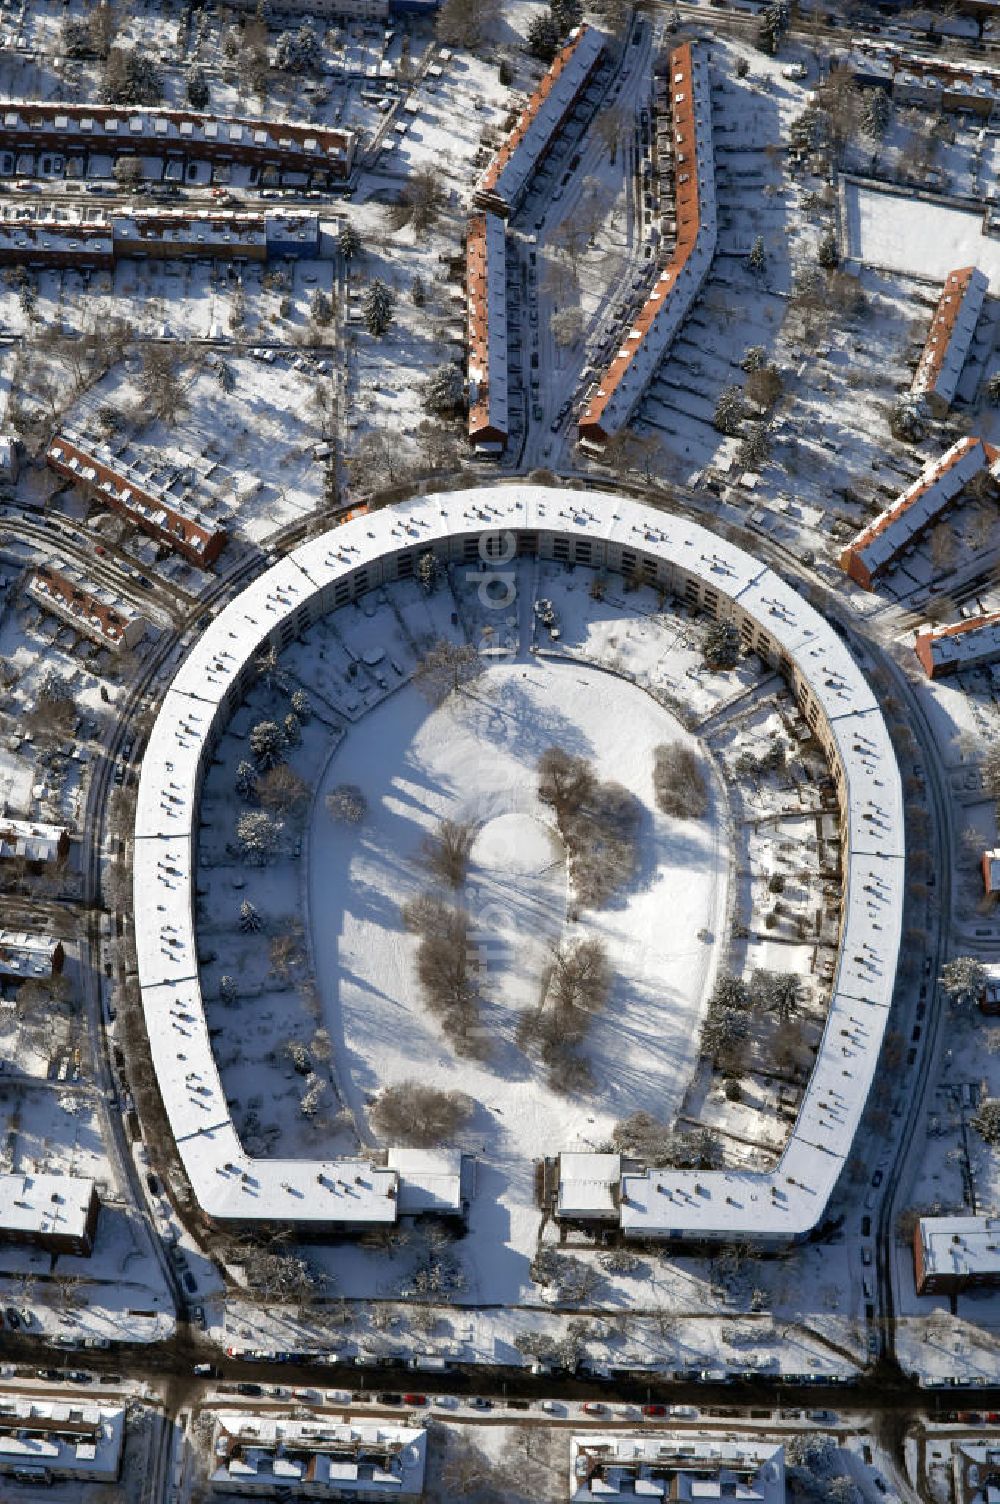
0, 1173, 95, 1241
135, 485, 903, 1240
918, 1215, 1000, 1279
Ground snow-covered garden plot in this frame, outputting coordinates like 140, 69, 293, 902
63, 346, 334, 548
843, 181, 1000, 290
0, 250, 334, 343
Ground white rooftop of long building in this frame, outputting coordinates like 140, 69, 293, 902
842, 435, 997, 585
134, 486, 903, 1239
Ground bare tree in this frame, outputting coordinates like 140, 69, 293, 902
413, 639, 483, 705
421, 818, 475, 889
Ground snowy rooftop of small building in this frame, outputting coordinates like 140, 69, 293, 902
917, 1215, 1000, 1279
0, 928, 62, 977
386, 1147, 464, 1215
558, 1152, 622, 1216
0, 1172, 94, 1241
134, 486, 903, 1239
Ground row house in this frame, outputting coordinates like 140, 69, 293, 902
911, 266, 988, 415
848, 41, 1000, 116
473, 25, 605, 216
0, 930, 65, 986
0, 818, 70, 868
578, 42, 717, 447
27, 563, 147, 654
0, 209, 319, 269
211, 1415, 427, 1498
839, 435, 999, 590
914, 610, 1000, 678
465, 211, 509, 451
47, 433, 226, 569
0, 1397, 123, 1485
0, 103, 354, 180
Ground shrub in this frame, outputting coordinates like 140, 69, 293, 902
371, 1081, 473, 1146
652, 743, 709, 818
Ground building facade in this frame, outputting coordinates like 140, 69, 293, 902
133, 486, 903, 1246
47, 433, 226, 569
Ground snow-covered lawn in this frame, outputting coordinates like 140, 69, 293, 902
310, 656, 728, 1296
843, 181, 1000, 289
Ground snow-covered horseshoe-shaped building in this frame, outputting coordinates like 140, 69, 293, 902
133, 485, 904, 1247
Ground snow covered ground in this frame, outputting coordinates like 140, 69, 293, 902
843, 182, 1000, 289
310, 655, 727, 1296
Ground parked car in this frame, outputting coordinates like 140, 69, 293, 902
66, 1371, 93, 1384
469, 1397, 493, 1410
402, 1394, 427, 1407
376, 1393, 402, 1405
582, 1402, 607, 1415
236, 1383, 263, 1397
642, 1404, 668, 1418
5, 1308, 19, 1329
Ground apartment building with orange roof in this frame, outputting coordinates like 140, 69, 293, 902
26, 564, 147, 654
911, 266, 987, 415
473, 25, 605, 217
578, 42, 716, 448
46, 432, 226, 569
466, 210, 509, 450
914, 610, 1000, 678
838, 435, 999, 590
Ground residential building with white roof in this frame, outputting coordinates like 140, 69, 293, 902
839, 435, 998, 591
473, 25, 605, 216
911, 267, 987, 415
133, 485, 902, 1243
466, 210, 508, 450
914, 1215, 1000, 1295
914, 611, 1000, 678
0, 929, 65, 986
570, 1435, 785, 1504
0, 1173, 99, 1255
0, 1396, 123, 1485
211, 1414, 426, 1498
579, 43, 716, 447
847, 40, 1000, 116
556, 1152, 622, 1221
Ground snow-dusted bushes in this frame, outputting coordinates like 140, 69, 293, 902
401, 895, 484, 1055
652, 743, 709, 819
326, 784, 368, 824
537, 746, 639, 909
370, 1080, 473, 1146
